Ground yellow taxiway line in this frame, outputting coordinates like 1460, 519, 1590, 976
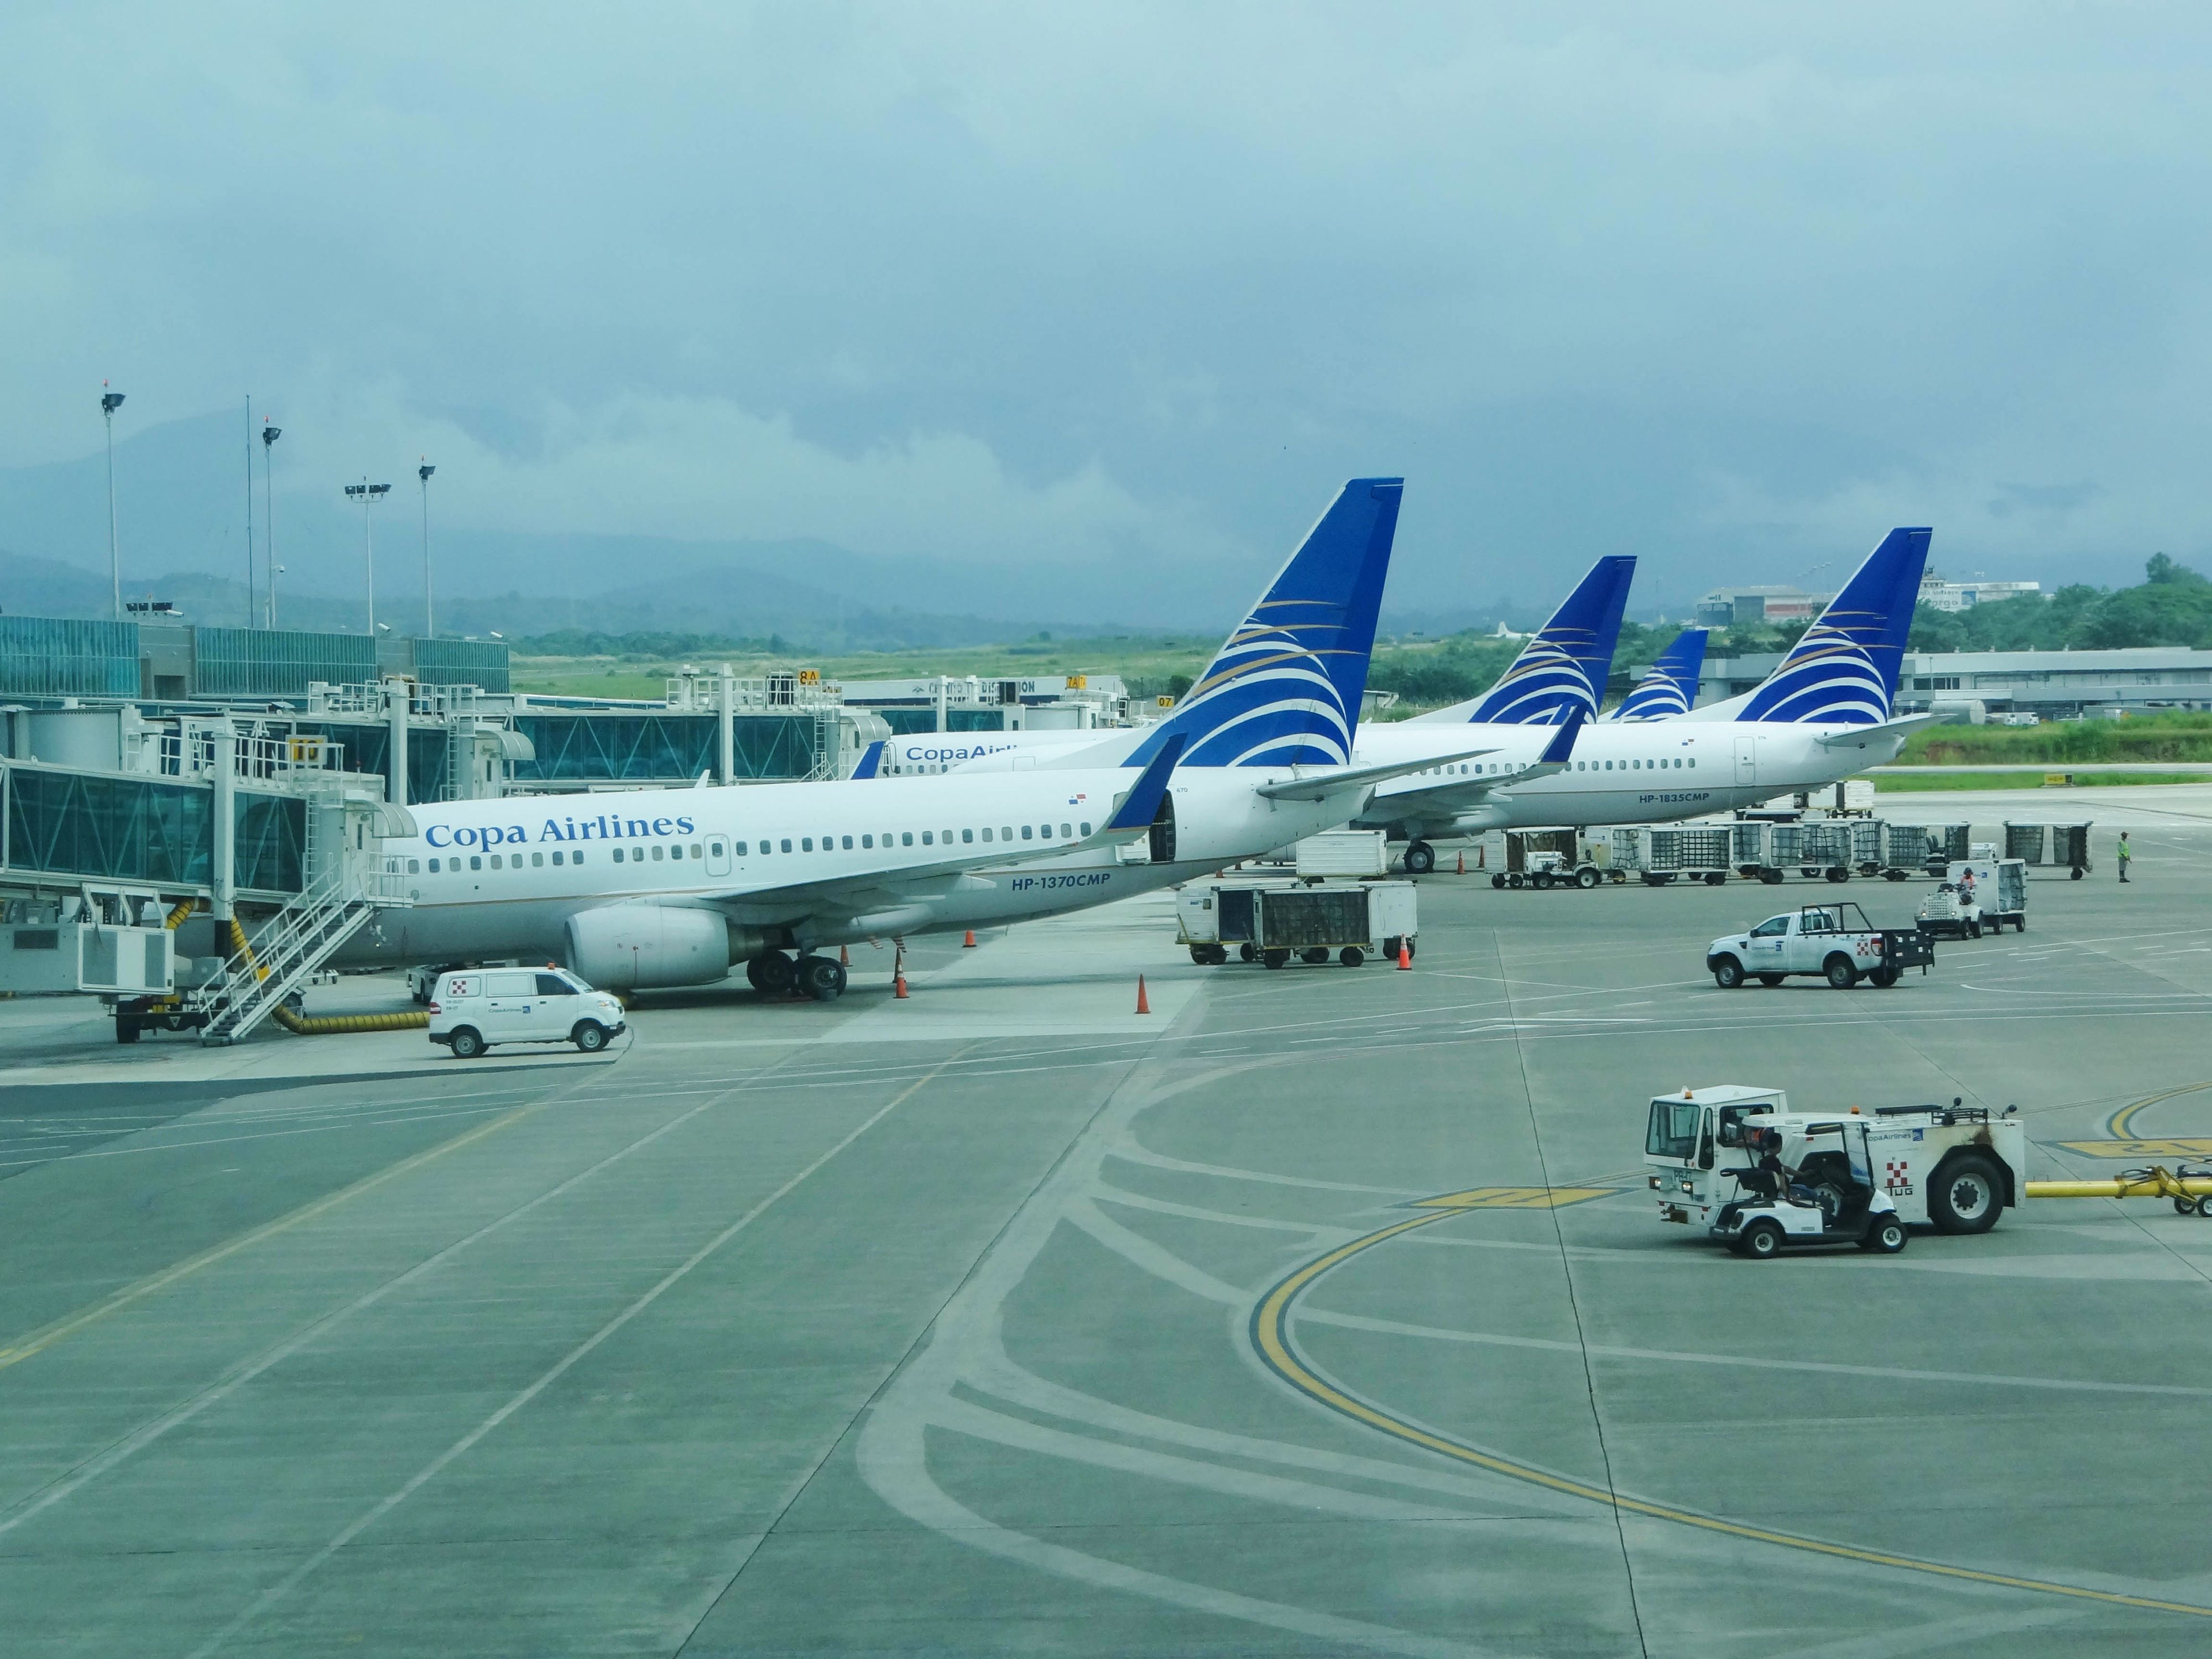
1248, 1190, 2212, 1622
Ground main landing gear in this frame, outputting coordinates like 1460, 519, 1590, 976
1402, 840, 1436, 875
745, 950, 848, 1002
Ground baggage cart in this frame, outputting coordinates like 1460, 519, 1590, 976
1490, 829, 1620, 890
1731, 822, 1781, 883
2003, 820, 2094, 879
1645, 826, 1731, 886
1935, 856, 2029, 932
1295, 830, 1391, 880
1178, 878, 1416, 968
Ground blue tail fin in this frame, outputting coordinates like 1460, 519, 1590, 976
1126, 479, 1401, 768
1740, 528, 1933, 724
1608, 628, 1707, 721
1462, 555, 1636, 725
849, 739, 885, 779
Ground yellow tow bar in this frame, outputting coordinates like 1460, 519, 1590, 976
2026, 1168, 2212, 1202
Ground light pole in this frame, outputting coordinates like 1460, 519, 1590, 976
345, 479, 392, 635
243, 397, 255, 625
261, 421, 282, 627
101, 385, 125, 620
418, 462, 436, 637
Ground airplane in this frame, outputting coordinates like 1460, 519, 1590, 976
1606, 627, 1707, 722
1341, 528, 1934, 869
338, 478, 1474, 999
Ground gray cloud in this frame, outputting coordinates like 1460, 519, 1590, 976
5, 2, 2210, 619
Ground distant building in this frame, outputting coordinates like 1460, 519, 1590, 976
1918, 571, 2042, 613
1693, 586, 1832, 628
1695, 645, 2212, 720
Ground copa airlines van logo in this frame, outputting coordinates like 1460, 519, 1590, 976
1612, 673, 1693, 722
424, 811, 698, 850
1468, 639, 1599, 726
1741, 622, 1890, 725
1167, 620, 1354, 767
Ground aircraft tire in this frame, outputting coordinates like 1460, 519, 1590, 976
1404, 842, 1436, 875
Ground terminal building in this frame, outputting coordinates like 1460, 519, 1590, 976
1691, 645, 2212, 721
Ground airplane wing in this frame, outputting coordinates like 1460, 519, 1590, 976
703, 734, 1186, 925
1253, 747, 1497, 803
1361, 710, 1585, 815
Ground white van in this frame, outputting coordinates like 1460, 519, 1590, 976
427, 967, 627, 1057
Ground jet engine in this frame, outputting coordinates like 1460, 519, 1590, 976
564, 903, 768, 990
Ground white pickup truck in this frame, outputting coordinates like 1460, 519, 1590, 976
1706, 901, 1934, 990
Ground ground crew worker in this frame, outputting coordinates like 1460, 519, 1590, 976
2118, 831, 2132, 883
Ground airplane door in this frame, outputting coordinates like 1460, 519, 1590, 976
1149, 791, 1177, 863
706, 836, 731, 877
1734, 735, 1757, 787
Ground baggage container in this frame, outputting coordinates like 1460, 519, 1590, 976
1644, 826, 1731, 886
2003, 820, 2094, 878
1294, 830, 1391, 880
1178, 879, 1417, 968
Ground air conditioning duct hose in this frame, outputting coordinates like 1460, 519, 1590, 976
229, 916, 429, 1035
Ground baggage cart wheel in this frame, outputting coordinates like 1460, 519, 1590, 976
115, 1018, 142, 1044
1491, 874, 1506, 889
1239, 943, 1256, 962
1704, 872, 1725, 886
1532, 872, 1554, 890
2174, 1198, 2197, 1216
1339, 946, 1364, 968
1870, 967, 1898, 987
1739, 1219, 1785, 1259
1507, 873, 1525, 889
1760, 869, 1783, 884
2071, 866, 2085, 880
1861, 1216, 1908, 1253
1262, 948, 1290, 969
1712, 955, 1745, 989
1967, 918, 1981, 938
1824, 954, 1858, 989
2196, 1196, 2212, 1219
1301, 947, 1329, 966
1825, 868, 1849, 883
1928, 1153, 2004, 1234
1189, 946, 1213, 967
1609, 870, 1626, 883
1757, 973, 1784, 987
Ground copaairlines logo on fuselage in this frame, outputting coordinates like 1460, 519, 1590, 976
423, 810, 699, 851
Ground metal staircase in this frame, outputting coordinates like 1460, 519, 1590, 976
182, 855, 409, 1046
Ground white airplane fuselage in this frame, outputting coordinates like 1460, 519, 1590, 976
335, 763, 1370, 968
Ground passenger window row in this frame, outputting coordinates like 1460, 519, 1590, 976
1572, 758, 1694, 771
414, 822, 1097, 874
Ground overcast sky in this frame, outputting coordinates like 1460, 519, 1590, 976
6, 3, 2210, 613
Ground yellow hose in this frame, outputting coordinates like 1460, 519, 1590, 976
270, 1003, 429, 1035
228, 916, 429, 1035
164, 898, 197, 929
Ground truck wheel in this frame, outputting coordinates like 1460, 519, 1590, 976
1870, 967, 1898, 987
1403, 842, 1436, 875
1739, 1219, 1785, 1259
1491, 873, 1506, 889
572, 1020, 608, 1053
1301, 947, 1329, 966
1576, 867, 1600, 890
1757, 973, 1784, 987
1339, 946, 1364, 968
1824, 954, 1858, 989
1262, 949, 1290, 969
1713, 956, 1745, 989
449, 1027, 486, 1059
1861, 1216, 1908, 1253
1928, 1153, 2004, 1234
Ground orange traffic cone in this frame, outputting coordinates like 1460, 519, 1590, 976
1397, 938, 1412, 971
894, 945, 909, 999
963, 929, 977, 948
1455, 850, 1465, 875
1135, 974, 1151, 1015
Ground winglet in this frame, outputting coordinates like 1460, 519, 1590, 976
1106, 733, 1185, 832
849, 739, 885, 780
1538, 706, 1586, 765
